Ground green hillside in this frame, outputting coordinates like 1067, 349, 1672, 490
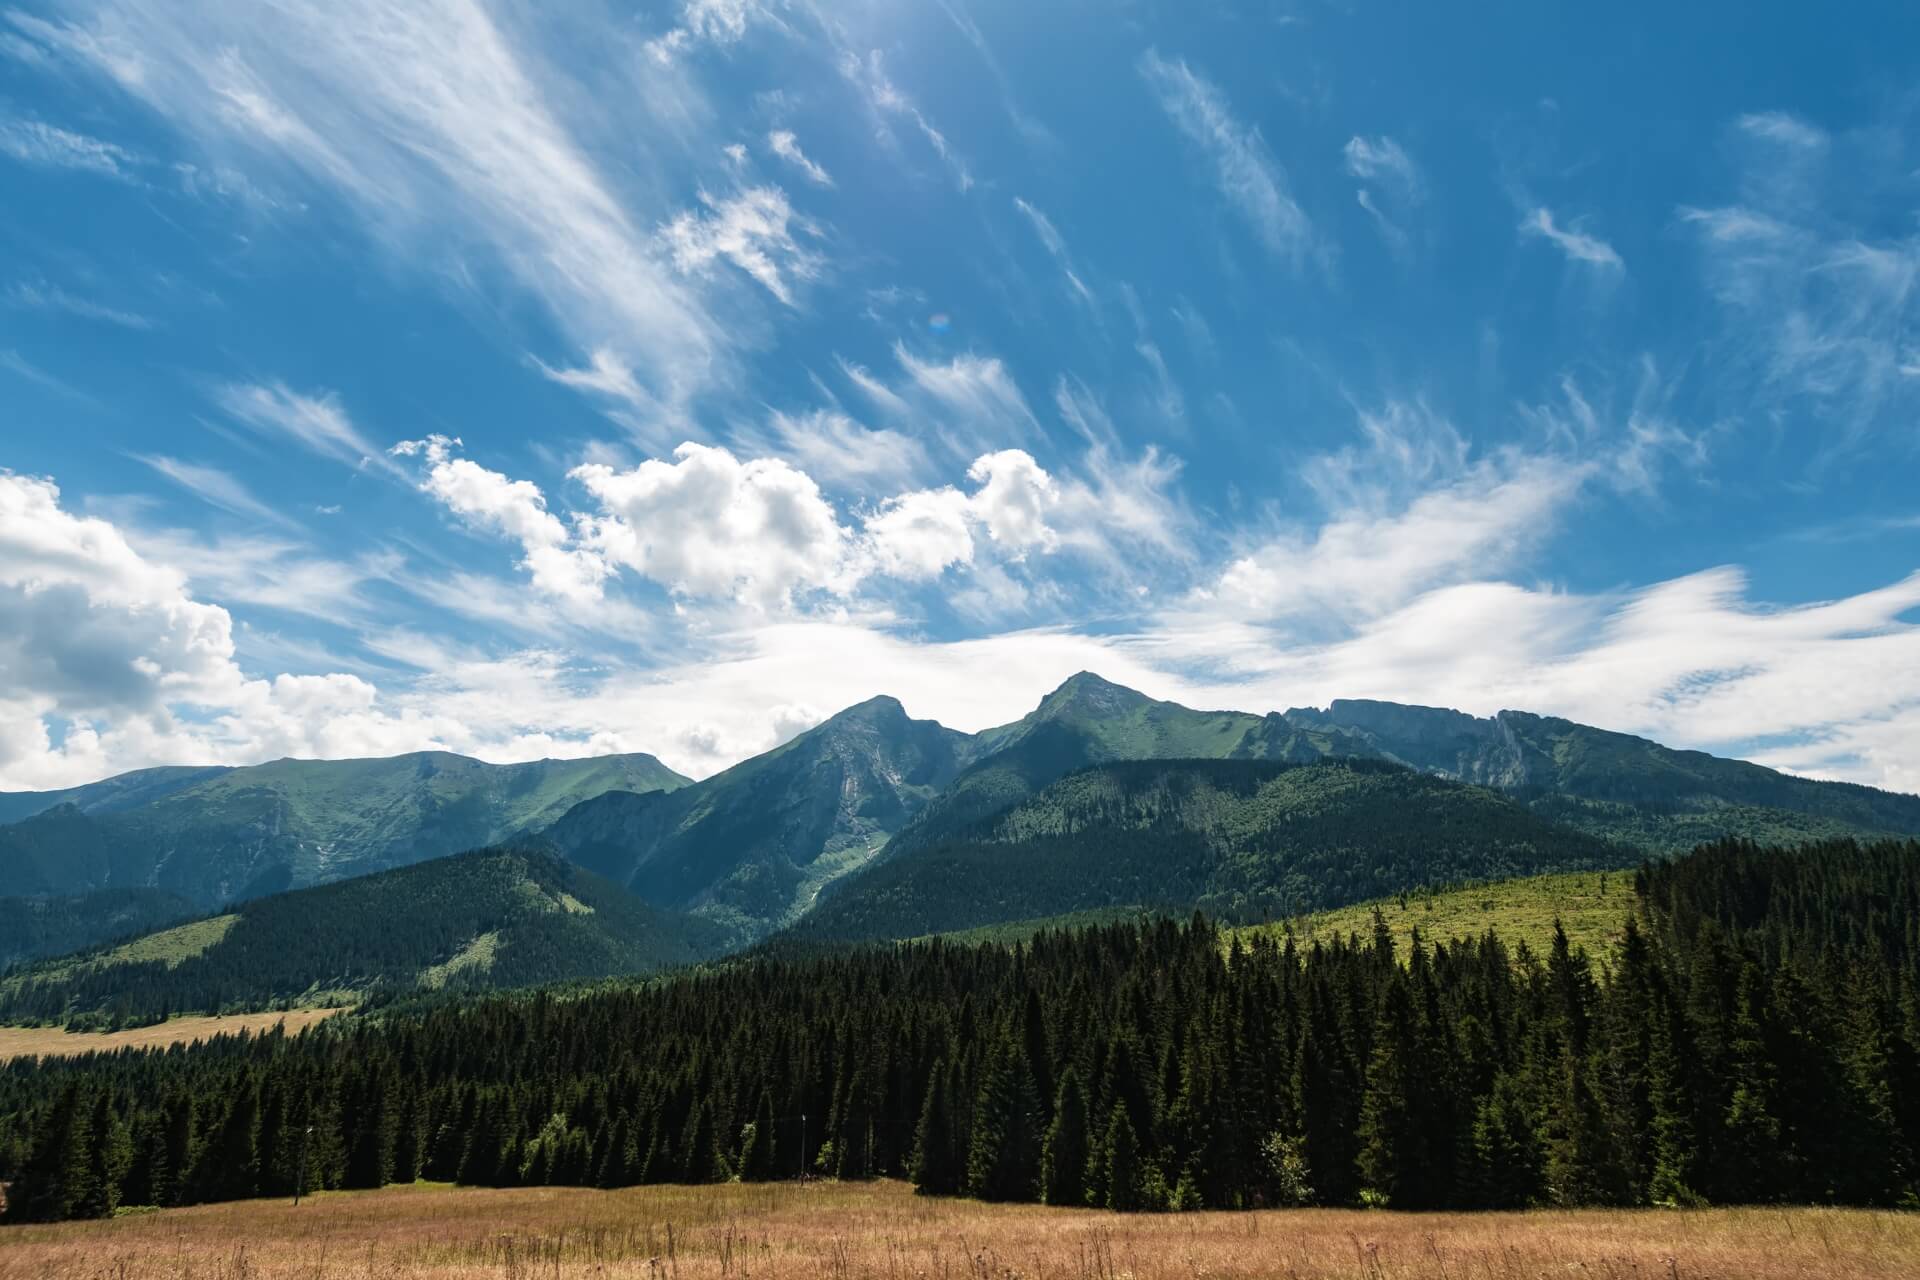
1245, 867, 1643, 960
794, 757, 1629, 943
0, 751, 689, 906
0, 888, 200, 969
0, 846, 730, 1024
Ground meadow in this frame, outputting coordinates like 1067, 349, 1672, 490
0, 1009, 342, 1063
2, 1178, 1915, 1279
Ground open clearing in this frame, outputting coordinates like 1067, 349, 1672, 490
0, 1008, 343, 1062
3, 1178, 1916, 1279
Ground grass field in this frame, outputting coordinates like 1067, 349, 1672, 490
1241, 869, 1643, 961
0, 1008, 343, 1062
2, 1178, 1915, 1279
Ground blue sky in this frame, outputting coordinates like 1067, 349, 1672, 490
2, 0, 1918, 791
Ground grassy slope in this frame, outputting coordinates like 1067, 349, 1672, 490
4, 1179, 1916, 1280
1241, 867, 1643, 961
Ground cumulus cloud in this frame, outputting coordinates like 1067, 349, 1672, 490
392, 435, 609, 604
1139, 49, 1313, 263
0, 471, 450, 789
573, 443, 854, 610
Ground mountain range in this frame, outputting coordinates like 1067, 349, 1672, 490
4, 672, 1917, 1005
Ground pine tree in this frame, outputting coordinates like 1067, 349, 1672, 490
1040, 1068, 1089, 1207
738, 1090, 776, 1181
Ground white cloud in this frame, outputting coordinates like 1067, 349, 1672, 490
392, 435, 609, 605
574, 443, 854, 610
661, 185, 820, 306
891, 344, 1039, 447
215, 382, 400, 474
754, 409, 931, 490
534, 347, 647, 405
767, 129, 832, 187
1138, 49, 1313, 263
863, 485, 975, 580
0, 117, 138, 177
1519, 206, 1624, 270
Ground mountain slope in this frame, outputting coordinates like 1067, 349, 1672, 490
545, 696, 971, 937
793, 757, 1626, 943
881, 673, 1270, 858
0, 751, 690, 906
0, 888, 199, 969
0, 845, 730, 1023
1251, 700, 1920, 847
0, 765, 233, 826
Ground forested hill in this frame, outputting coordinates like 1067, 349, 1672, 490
791, 758, 1626, 943
0, 750, 689, 907
1, 837, 1913, 1222
0, 846, 731, 1025
0, 889, 198, 970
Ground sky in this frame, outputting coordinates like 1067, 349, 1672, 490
2, 1, 1919, 794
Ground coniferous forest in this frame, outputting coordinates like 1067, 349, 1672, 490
1, 837, 1915, 1223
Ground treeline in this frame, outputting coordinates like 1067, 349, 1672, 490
1, 837, 1915, 1222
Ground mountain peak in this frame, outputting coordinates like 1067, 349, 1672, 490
1038, 671, 1150, 716
822, 694, 909, 728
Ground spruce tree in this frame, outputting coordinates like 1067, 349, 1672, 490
1040, 1068, 1089, 1206
910, 1058, 960, 1195
13, 1083, 94, 1222
1102, 1105, 1143, 1212
966, 1033, 1040, 1201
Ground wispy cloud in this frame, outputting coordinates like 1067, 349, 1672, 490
25, 0, 727, 414
1519, 206, 1624, 269
215, 382, 401, 475
135, 454, 301, 527
1138, 49, 1313, 264
1012, 197, 1098, 308
839, 50, 974, 192
661, 185, 820, 306
0, 117, 139, 177
766, 129, 832, 187
8, 281, 153, 329
1342, 135, 1421, 200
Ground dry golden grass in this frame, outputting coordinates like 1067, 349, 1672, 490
2, 1178, 1915, 1279
0, 1008, 344, 1063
